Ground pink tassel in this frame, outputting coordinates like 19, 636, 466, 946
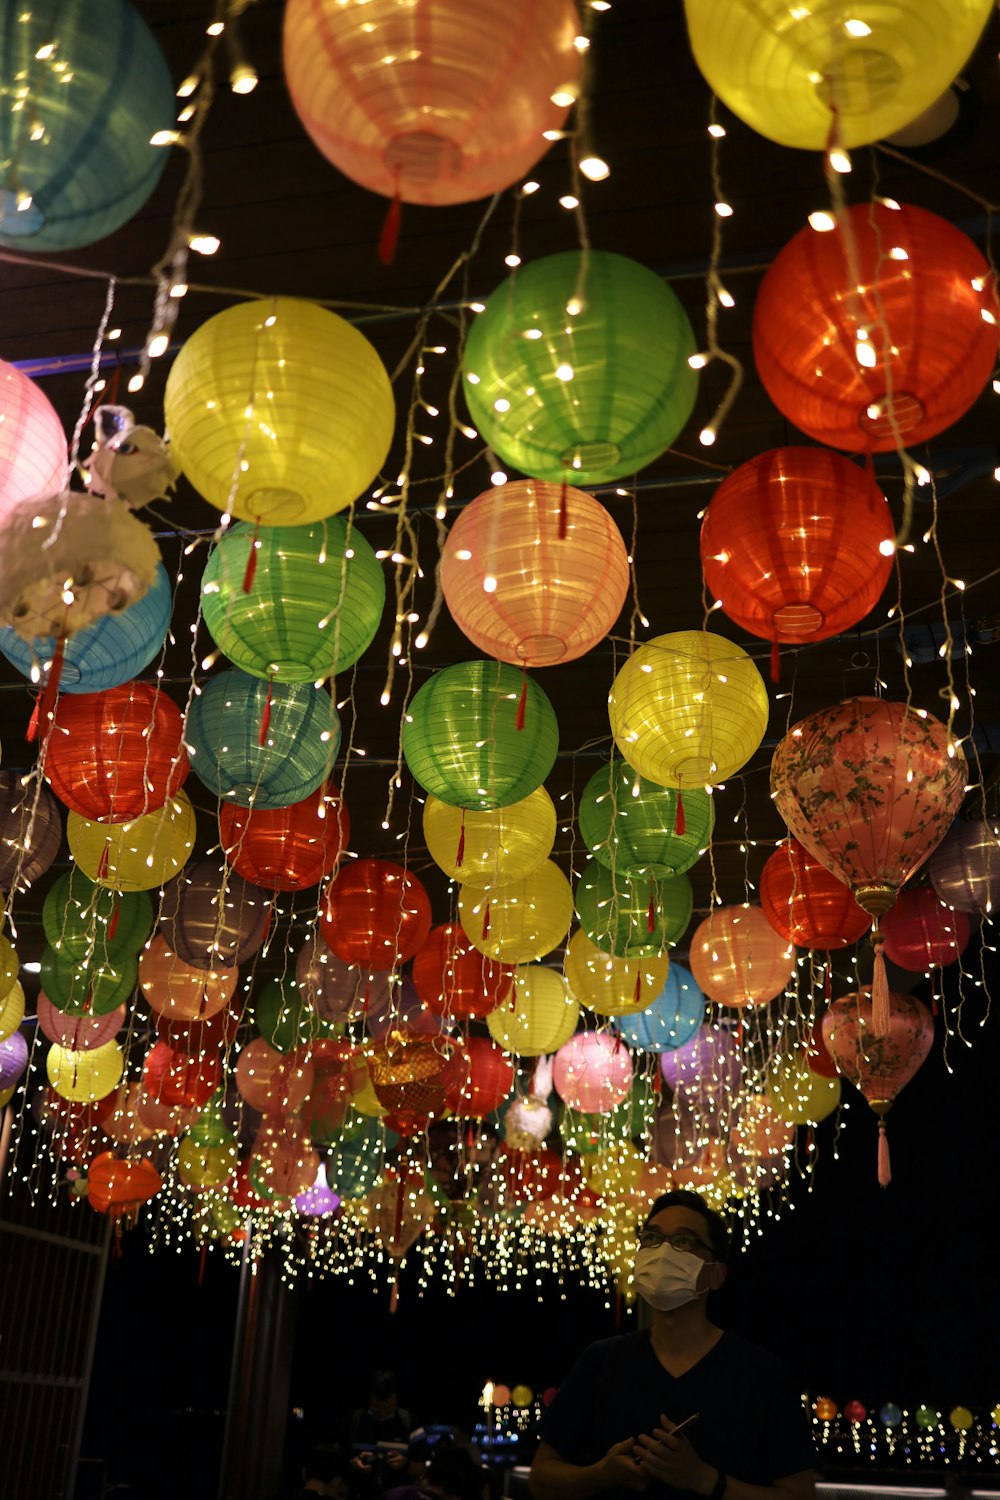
770, 640, 780, 684
877, 1117, 891, 1188
258, 674, 273, 748
674, 791, 686, 837
242, 521, 260, 594
515, 664, 527, 732
647, 874, 656, 935
456, 809, 466, 869
871, 938, 890, 1037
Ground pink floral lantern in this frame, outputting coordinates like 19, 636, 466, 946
552, 1031, 633, 1115
772, 698, 965, 1034
882, 886, 971, 972
688, 906, 795, 1009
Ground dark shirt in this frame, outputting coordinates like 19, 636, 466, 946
537, 1330, 815, 1500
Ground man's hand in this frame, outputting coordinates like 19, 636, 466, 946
634, 1416, 715, 1492
597, 1437, 649, 1493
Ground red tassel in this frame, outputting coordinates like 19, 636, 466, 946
558, 472, 569, 539
30, 632, 67, 743
877, 1117, 891, 1188
26, 697, 40, 744
482, 900, 491, 942
515, 664, 527, 732
258, 674, 273, 748
647, 874, 656, 935
770, 639, 780, 684
737, 1012, 743, 1047
674, 791, 686, 838
871, 937, 890, 1037
242, 521, 260, 594
97, 844, 110, 881
456, 809, 466, 869
378, 182, 403, 266
633, 969, 642, 1007
108, 901, 120, 942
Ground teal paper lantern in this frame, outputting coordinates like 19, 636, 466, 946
575, 858, 693, 958
614, 964, 705, 1053
43, 868, 152, 962
39, 944, 138, 1018
578, 762, 714, 878
0, 1, 175, 252
0, 562, 172, 692
185, 669, 340, 809
201, 518, 386, 683
462, 250, 698, 485
402, 660, 558, 810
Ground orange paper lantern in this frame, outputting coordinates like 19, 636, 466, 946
689, 906, 795, 1009
760, 839, 871, 951
46, 681, 188, 821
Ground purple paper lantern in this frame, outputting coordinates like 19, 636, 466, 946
0, 772, 62, 891
930, 820, 1000, 915
0, 1029, 29, 1091
36, 993, 125, 1051
294, 933, 392, 1022
160, 860, 270, 970
660, 1022, 741, 1100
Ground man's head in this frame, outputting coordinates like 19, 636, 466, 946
368, 1367, 399, 1422
302, 1444, 350, 1497
642, 1189, 731, 1261
635, 1190, 730, 1304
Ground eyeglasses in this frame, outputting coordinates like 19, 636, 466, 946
636, 1226, 713, 1256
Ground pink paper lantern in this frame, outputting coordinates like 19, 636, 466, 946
235, 1038, 315, 1114
689, 906, 796, 1009
441, 482, 630, 667
553, 1031, 633, 1115
882, 886, 971, 971
0, 361, 66, 521
36, 992, 125, 1051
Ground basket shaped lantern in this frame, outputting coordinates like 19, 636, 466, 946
464, 251, 698, 486
321, 859, 432, 971
441, 482, 629, 667
283, 0, 581, 208
760, 839, 871, 951
45, 682, 189, 821
753, 203, 999, 453
771, 697, 965, 1033
221, 782, 350, 893
87, 1152, 162, 1219
368, 1031, 454, 1136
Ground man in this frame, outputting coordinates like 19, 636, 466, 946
268, 1443, 350, 1499
529, 1190, 816, 1500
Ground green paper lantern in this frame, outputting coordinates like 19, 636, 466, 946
561, 1076, 656, 1155
187, 1093, 235, 1149
39, 944, 138, 1017
575, 858, 693, 958
403, 660, 558, 810
43, 868, 152, 963
579, 762, 714, 879
253, 976, 326, 1054
201, 517, 386, 683
462, 250, 698, 485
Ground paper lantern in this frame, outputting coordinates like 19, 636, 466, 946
36, 994, 125, 1052
68, 791, 196, 891
442, 1036, 516, 1117
139, 935, 237, 1022
412, 924, 514, 1020
0, 1030, 28, 1092
251, 1117, 321, 1201
459, 861, 573, 964
563, 929, 670, 1017
368, 1033, 453, 1132
0, 978, 24, 1042
0, 771, 61, 890
178, 1137, 238, 1190
760, 840, 871, 951
321, 859, 432, 970
38, 946, 137, 1018
753, 203, 999, 453
160, 860, 270, 970
220, 782, 349, 893
579, 762, 713, 881
766, 1053, 841, 1128
609, 631, 769, 790
143, 1040, 221, 1110
0, 937, 17, 999
294, 1163, 340, 1217
45, 681, 188, 821
614, 964, 705, 1053
43, 869, 152, 962
486, 965, 580, 1056
185, 669, 339, 809
235, 1039, 315, 1114
701, 448, 894, 655
295, 934, 390, 1023
0, 361, 66, 516
422, 789, 555, 888
201, 517, 385, 682
0, 1, 174, 251
403, 660, 558, 811
441, 482, 629, 667
660, 1023, 742, 1102
771, 698, 966, 934
283, 0, 580, 206
553, 1033, 632, 1115
87, 1153, 162, 1217
253, 976, 326, 1054
684, 0, 994, 151
930, 820, 1000, 914
164, 297, 394, 525
882, 887, 971, 971
46, 1039, 124, 1102
0, 561, 172, 694
575, 859, 693, 959
689, 907, 795, 1009
463, 251, 698, 485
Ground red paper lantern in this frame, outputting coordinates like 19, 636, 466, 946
441, 1036, 515, 1117
760, 839, 871, 950
220, 782, 350, 893
700, 448, 894, 652
753, 202, 999, 452
87, 1152, 162, 1216
142, 1040, 221, 1110
235, 1038, 315, 1114
321, 859, 431, 971
411, 923, 514, 1020
882, 886, 971, 971
46, 682, 189, 821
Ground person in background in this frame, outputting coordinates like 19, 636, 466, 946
529, 1189, 816, 1500
384, 1441, 491, 1500
350, 1368, 420, 1490
268, 1443, 351, 1499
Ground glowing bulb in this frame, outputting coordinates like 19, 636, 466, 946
504, 253, 522, 268
554, 363, 574, 381
521, 181, 540, 195
828, 148, 852, 173
714, 201, 733, 217
688, 353, 708, 369
808, 210, 836, 232
490, 471, 508, 486
699, 427, 717, 447
551, 89, 577, 108
483, 575, 498, 593
844, 17, 872, 36
878, 539, 895, 557
559, 194, 579, 210
707, 123, 726, 139
230, 64, 258, 94
579, 155, 610, 182
146, 331, 170, 359
189, 233, 221, 255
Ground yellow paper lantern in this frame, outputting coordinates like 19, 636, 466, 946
0, 975, 24, 1041
588, 1143, 645, 1198
609, 630, 769, 789
46, 1039, 124, 1102
564, 929, 668, 1017
423, 788, 556, 888
684, 0, 993, 152
486, 965, 580, 1056
512, 1384, 534, 1409
459, 861, 573, 964
177, 1137, 238, 1188
67, 792, 196, 892
164, 297, 394, 525
352, 1069, 388, 1119
766, 1053, 841, 1127
0, 1083, 14, 1107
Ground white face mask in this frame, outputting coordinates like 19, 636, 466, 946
633, 1242, 712, 1311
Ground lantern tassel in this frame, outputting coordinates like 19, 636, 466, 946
558, 470, 569, 539
482, 900, 491, 942
456, 809, 466, 869
107, 900, 120, 943
515, 664, 527, 732
877, 1117, 891, 1188
29, 631, 67, 743
674, 790, 686, 837
633, 969, 642, 1007
242, 521, 260, 594
647, 874, 656, 935
26, 698, 40, 744
259, 674, 273, 747
770, 639, 780, 684
97, 844, 110, 881
871, 934, 890, 1037
378, 177, 403, 266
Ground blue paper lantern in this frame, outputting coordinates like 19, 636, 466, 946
0, 0, 175, 251
0, 562, 172, 692
185, 669, 340, 809
614, 963, 704, 1053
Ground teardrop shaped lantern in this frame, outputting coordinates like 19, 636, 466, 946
463, 251, 698, 485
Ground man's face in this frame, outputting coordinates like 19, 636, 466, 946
370, 1392, 398, 1421
639, 1205, 726, 1294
